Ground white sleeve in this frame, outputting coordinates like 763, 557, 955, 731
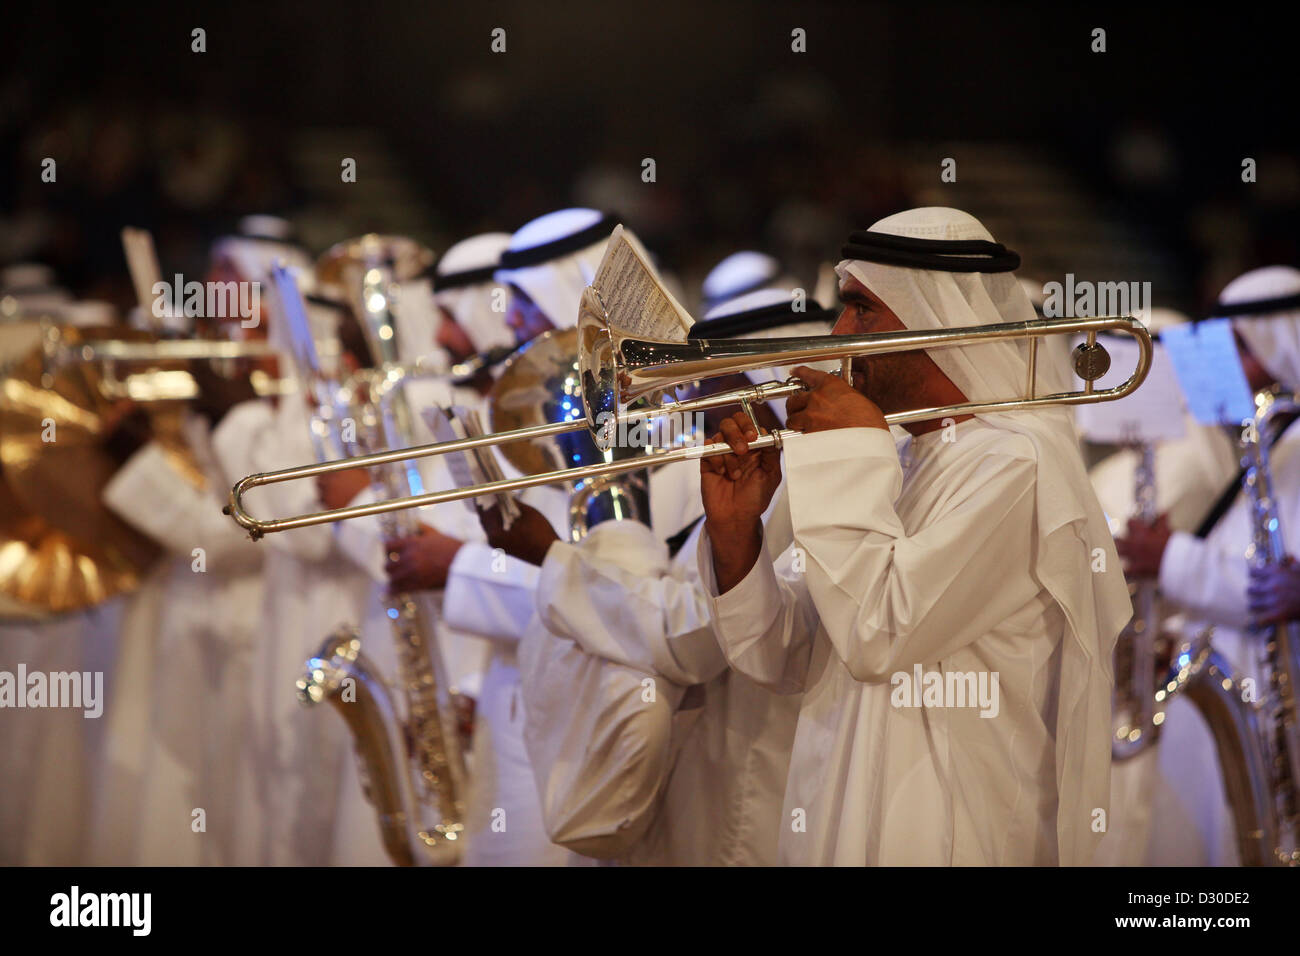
210, 399, 334, 563
103, 441, 256, 569
536, 520, 728, 686
332, 487, 389, 583
781, 427, 1041, 683
697, 521, 819, 695
1159, 529, 1249, 627
441, 541, 540, 644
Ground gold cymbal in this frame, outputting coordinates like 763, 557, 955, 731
0, 473, 142, 615
0, 323, 198, 611
316, 234, 436, 290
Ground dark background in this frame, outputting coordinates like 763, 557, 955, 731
2, 1, 1296, 314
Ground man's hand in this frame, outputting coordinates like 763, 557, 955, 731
1115, 514, 1172, 579
785, 365, 887, 434
701, 410, 783, 594
1247, 555, 1300, 627
453, 693, 476, 752
316, 467, 372, 511
479, 501, 560, 567
385, 523, 465, 592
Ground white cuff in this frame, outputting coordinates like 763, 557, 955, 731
441, 541, 539, 642
783, 426, 901, 536
699, 524, 784, 640
333, 488, 388, 583
1158, 530, 1199, 607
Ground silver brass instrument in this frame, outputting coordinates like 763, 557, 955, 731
1112, 441, 1164, 758
284, 243, 467, 866
1105, 393, 1297, 864
296, 628, 432, 866
488, 326, 650, 540
1239, 390, 1300, 864
225, 287, 1152, 538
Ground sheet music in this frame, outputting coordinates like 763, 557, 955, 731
270, 266, 323, 375
120, 227, 164, 326
591, 224, 694, 341
421, 405, 520, 528
1074, 336, 1186, 442
1160, 318, 1257, 426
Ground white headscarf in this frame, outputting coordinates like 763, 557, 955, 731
701, 250, 783, 308
699, 286, 837, 421
433, 232, 514, 353
1146, 306, 1190, 334
838, 206, 1132, 865
1222, 265, 1300, 392
495, 208, 612, 330
210, 235, 313, 289
703, 286, 837, 381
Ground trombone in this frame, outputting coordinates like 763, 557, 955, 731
225, 295, 1153, 540
38, 318, 287, 400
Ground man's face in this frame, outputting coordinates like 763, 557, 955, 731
1234, 329, 1275, 393
436, 305, 477, 363
505, 284, 556, 346
833, 276, 929, 415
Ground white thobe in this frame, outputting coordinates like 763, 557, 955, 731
702, 421, 1075, 866
1086, 420, 1238, 866
92, 418, 266, 866
0, 600, 124, 865
522, 480, 801, 865
1148, 424, 1300, 865
439, 448, 605, 866
210, 397, 375, 866
328, 377, 574, 865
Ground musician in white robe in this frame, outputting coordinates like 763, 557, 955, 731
93, 403, 266, 865
509, 289, 836, 864
206, 276, 388, 866
318, 236, 513, 864
697, 207, 1131, 866
382, 212, 617, 865
1086, 307, 1239, 866
0, 298, 124, 866
1117, 265, 1300, 865
89, 228, 313, 865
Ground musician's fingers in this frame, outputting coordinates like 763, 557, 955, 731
701, 442, 729, 476
728, 410, 759, 441
719, 416, 750, 458
785, 391, 810, 416
790, 365, 831, 388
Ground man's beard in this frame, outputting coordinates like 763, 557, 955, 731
854, 355, 923, 416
